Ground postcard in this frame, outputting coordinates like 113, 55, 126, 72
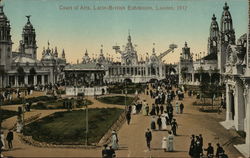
0, 0, 249, 157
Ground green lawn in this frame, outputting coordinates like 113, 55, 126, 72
0, 109, 18, 121
97, 96, 134, 105
23, 108, 123, 145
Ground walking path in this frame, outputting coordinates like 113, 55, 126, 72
1, 90, 245, 157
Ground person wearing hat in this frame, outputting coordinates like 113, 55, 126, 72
189, 134, 195, 157
6, 130, 13, 150
162, 136, 167, 152
204, 143, 214, 158
150, 117, 156, 130
111, 130, 118, 150
107, 145, 116, 158
216, 143, 224, 158
142, 100, 147, 116
167, 131, 174, 152
145, 128, 152, 151
0, 131, 5, 150
101, 144, 109, 158
171, 119, 178, 136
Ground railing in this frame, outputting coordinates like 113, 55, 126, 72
97, 110, 126, 146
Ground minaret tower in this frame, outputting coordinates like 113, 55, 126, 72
220, 2, 235, 44
218, 2, 236, 74
0, 4, 12, 71
22, 15, 37, 59
207, 14, 219, 55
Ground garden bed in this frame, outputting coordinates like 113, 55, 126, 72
23, 108, 123, 145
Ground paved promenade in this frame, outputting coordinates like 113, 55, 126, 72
1, 90, 245, 157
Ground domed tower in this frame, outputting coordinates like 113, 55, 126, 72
218, 2, 235, 74
22, 15, 37, 59
0, 4, 12, 71
208, 14, 219, 55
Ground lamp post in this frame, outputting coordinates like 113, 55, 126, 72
125, 80, 127, 110
85, 103, 88, 146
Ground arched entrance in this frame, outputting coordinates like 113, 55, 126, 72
230, 91, 235, 120
149, 78, 158, 83
124, 78, 132, 84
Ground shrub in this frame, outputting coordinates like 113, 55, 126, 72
33, 102, 47, 109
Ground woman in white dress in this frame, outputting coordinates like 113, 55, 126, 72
175, 102, 179, 114
132, 104, 136, 115
111, 130, 119, 150
142, 100, 147, 116
161, 114, 167, 130
167, 131, 174, 152
162, 137, 167, 152
0, 131, 5, 150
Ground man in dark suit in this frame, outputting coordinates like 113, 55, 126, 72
145, 128, 152, 150
6, 130, 13, 150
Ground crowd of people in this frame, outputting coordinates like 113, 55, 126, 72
102, 81, 230, 158
142, 82, 185, 152
189, 134, 228, 158
0, 130, 14, 158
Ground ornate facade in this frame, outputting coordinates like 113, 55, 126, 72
0, 5, 67, 88
178, 3, 234, 86
220, 1, 250, 157
75, 34, 177, 84
105, 34, 177, 83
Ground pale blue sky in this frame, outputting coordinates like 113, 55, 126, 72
3, 0, 248, 63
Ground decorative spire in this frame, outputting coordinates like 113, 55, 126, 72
223, 2, 229, 10
100, 44, 103, 55
184, 41, 188, 47
47, 41, 50, 49
152, 43, 156, 55
128, 30, 131, 43
26, 15, 31, 24
54, 47, 58, 57
85, 49, 88, 56
212, 14, 216, 21
62, 49, 65, 59
42, 47, 45, 56
0, 5, 3, 14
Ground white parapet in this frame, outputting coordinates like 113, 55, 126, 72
65, 86, 107, 96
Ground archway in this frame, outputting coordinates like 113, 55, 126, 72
230, 92, 235, 120
124, 78, 132, 84
149, 78, 158, 83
